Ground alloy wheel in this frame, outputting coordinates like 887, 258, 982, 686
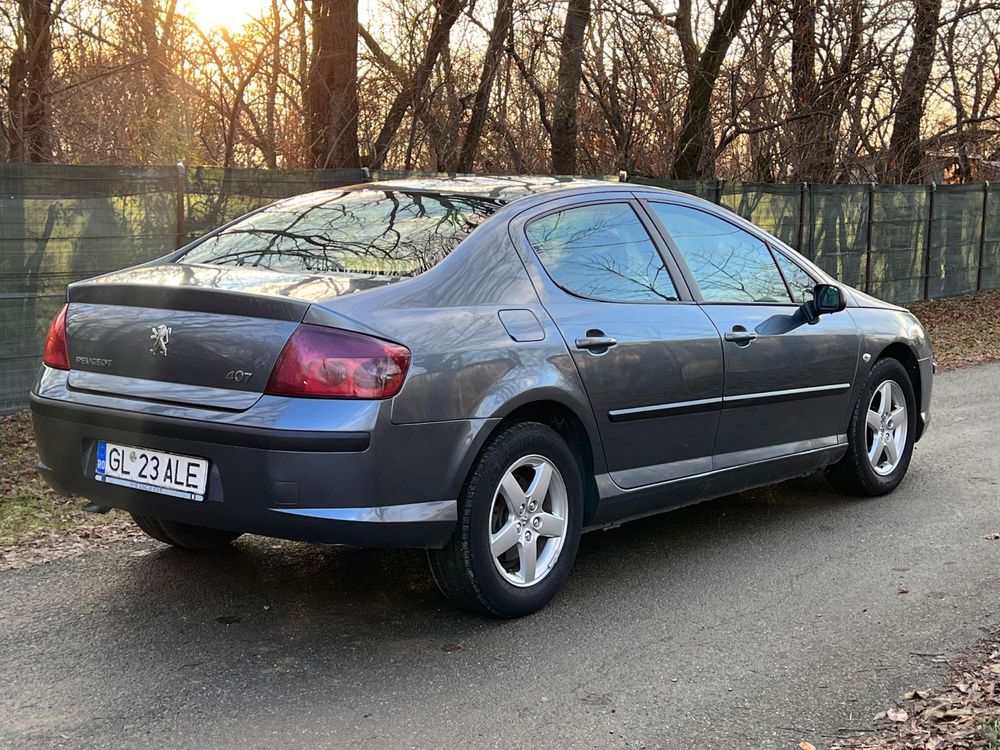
488, 455, 569, 588
866, 380, 908, 476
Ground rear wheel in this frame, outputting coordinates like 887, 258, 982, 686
825, 357, 916, 496
428, 421, 583, 618
130, 513, 242, 550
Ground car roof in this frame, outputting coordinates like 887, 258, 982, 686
353, 175, 619, 203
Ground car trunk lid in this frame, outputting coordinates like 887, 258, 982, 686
63, 263, 341, 410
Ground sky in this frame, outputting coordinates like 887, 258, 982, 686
178, 0, 379, 31
178, 0, 270, 31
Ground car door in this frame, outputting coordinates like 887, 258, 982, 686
511, 197, 724, 490
643, 200, 860, 469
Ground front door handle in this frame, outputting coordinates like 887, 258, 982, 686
575, 332, 618, 353
724, 327, 758, 345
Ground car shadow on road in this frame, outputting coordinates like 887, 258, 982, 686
48, 467, 922, 741
110, 470, 879, 631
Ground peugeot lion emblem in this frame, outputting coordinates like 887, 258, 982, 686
149, 324, 172, 356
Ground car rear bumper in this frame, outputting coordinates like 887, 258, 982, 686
30, 389, 470, 548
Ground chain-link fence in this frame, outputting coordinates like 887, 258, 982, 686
2, 163, 997, 412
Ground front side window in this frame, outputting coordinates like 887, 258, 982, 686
648, 202, 792, 304
525, 203, 678, 303
180, 190, 499, 280
774, 251, 816, 304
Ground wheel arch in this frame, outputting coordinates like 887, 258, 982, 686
450, 393, 604, 526
874, 341, 924, 440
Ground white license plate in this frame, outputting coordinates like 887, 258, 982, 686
95, 441, 209, 501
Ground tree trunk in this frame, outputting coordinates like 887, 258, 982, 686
7, 0, 55, 162
885, 0, 942, 183
368, 0, 465, 169
263, 0, 281, 168
307, 0, 360, 169
790, 0, 818, 180
457, 0, 514, 172
137, 0, 179, 162
551, 0, 592, 174
671, 0, 755, 179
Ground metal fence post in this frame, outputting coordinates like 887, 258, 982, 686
807, 180, 816, 261
175, 161, 186, 249
923, 181, 936, 300
864, 182, 875, 293
977, 181, 990, 292
714, 178, 724, 205
797, 182, 808, 255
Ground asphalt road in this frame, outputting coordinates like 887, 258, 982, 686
2, 363, 999, 750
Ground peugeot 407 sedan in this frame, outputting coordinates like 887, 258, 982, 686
31, 176, 933, 617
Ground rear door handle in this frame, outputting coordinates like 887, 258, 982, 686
724, 329, 758, 345
575, 335, 618, 352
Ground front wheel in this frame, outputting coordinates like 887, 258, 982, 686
131, 513, 242, 550
825, 357, 916, 496
428, 422, 584, 618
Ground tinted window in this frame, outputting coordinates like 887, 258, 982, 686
181, 190, 499, 279
649, 203, 791, 304
525, 203, 677, 303
774, 251, 816, 303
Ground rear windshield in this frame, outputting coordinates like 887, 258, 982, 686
179, 189, 500, 279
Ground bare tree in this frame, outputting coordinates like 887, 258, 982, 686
670, 0, 756, 179
789, 0, 864, 181
7, 0, 58, 161
368, 0, 465, 168
885, 0, 942, 182
551, 0, 592, 174
307, 0, 360, 168
456, 0, 513, 172
2, 0, 999, 183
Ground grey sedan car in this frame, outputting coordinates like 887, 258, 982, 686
31, 176, 933, 617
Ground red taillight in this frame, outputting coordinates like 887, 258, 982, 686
265, 324, 411, 399
43, 304, 70, 370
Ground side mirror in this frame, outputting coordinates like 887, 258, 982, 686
805, 284, 846, 323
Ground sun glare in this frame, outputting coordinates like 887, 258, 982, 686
180, 0, 272, 31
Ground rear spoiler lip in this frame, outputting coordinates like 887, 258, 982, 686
66, 280, 310, 322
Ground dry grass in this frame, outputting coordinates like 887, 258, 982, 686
0, 410, 123, 547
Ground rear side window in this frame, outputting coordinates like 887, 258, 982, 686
525, 203, 678, 303
648, 202, 792, 304
180, 189, 499, 279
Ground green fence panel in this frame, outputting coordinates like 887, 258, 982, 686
869, 185, 928, 304
983, 185, 1000, 290
806, 184, 868, 290
0, 162, 178, 412
627, 176, 718, 201
720, 182, 803, 251
930, 184, 985, 299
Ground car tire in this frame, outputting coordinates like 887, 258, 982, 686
130, 513, 242, 550
825, 357, 917, 497
427, 421, 584, 618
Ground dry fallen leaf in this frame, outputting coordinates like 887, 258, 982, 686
903, 689, 931, 700
799, 742, 817, 750
886, 707, 908, 722
985, 532, 1000, 540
